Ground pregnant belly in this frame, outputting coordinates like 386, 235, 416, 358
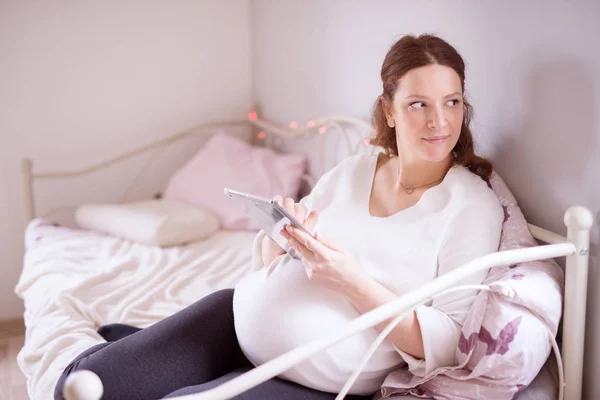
232, 259, 402, 394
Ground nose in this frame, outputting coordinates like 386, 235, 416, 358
427, 105, 448, 130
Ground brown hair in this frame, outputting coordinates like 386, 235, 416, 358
371, 34, 492, 180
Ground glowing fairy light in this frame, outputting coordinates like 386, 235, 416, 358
248, 111, 258, 121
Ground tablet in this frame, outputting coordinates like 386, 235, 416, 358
224, 188, 312, 260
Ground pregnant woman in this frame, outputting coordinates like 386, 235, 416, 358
55, 33, 502, 400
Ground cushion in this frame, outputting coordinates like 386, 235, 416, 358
163, 131, 308, 231
377, 171, 564, 399
75, 200, 220, 247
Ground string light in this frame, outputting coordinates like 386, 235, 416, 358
318, 126, 327, 135
258, 131, 266, 140
363, 138, 371, 145
307, 121, 316, 127
248, 111, 258, 121
289, 121, 298, 129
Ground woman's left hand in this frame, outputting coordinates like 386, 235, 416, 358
281, 225, 366, 294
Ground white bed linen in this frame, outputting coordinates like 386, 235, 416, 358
15, 219, 255, 399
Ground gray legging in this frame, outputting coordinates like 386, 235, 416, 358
54, 289, 373, 400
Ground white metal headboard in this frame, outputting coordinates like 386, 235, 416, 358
20, 113, 372, 222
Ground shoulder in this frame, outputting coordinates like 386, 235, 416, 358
302, 153, 374, 208
445, 166, 503, 219
336, 152, 375, 170
319, 152, 375, 180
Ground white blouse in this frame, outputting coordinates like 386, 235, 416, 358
233, 153, 503, 395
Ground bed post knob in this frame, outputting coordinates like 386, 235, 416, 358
564, 206, 594, 231
63, 370, 104, 400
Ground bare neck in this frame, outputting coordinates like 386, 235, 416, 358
395, 154, 453, 191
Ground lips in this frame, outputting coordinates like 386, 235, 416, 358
423, 135, 449, 143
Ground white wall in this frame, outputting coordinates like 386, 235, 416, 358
0, 1, 252, 320
251, 0, 600, 398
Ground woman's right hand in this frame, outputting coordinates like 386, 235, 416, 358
261, 195, 319, 266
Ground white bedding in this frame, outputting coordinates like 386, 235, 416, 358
15, 219, 256, 399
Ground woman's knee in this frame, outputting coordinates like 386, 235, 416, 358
203, 288, 235, 308
184, 289, 235, 322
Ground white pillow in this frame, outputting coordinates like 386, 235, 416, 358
75, 200, 221, 247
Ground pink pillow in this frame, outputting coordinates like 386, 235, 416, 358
163, 131, 308, 231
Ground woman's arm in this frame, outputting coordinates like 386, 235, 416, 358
346, 197, 504, 374
284, 196, 502, 373
282, 225, 426, 357
344, 276, 425, 358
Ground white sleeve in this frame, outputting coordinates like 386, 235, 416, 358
250, 230, 268, 271
298, 157, 347, 213
395, 195, 503, 376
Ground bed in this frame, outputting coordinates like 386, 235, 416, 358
16, 113, 591, 400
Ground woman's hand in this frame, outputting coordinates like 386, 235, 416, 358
281, 225, 366, 295
261, 196, 318, 266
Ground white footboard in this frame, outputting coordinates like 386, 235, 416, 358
63, 206, 592, 400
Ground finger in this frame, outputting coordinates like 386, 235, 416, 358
294, 203, 306, 223
284, 197, 295, 213
281, 228, 308, 250
286, 226, 328, 259
305, 265, 314, 280
286, 234, 317, 262
304, 210, 319, 233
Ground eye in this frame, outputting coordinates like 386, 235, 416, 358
446, 99, 461, 107
409, 101, 426, 109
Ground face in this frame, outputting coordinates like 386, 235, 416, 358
385, 64, 463, 164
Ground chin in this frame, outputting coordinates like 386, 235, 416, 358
420, 148, 454, 164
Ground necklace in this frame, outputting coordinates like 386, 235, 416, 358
397, 165, 445, 194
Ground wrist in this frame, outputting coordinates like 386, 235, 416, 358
263, 235, 284, 253
261, 235, 284, 266
343, 270, 372, 303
